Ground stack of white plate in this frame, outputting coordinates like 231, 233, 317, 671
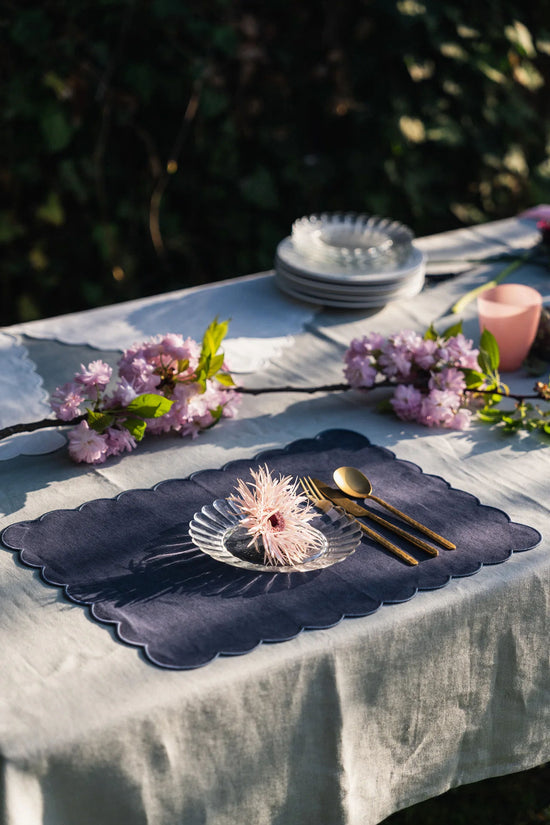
274, 213, 426, 309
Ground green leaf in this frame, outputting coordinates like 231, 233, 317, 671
126, 393, 173, 418
215, 372, 236, 387
177, 358, 189, 373
196, 317, 230, 384
442, 320, 463, 339
122, 418, 147, 441
479, 329, 500, 372
208, 353, 225, 377
195, 370, 207, 393
423, 323, 438, 341
477, 408, 505, 422
209, 404, 224, 424
462, 368, 485, 388
87, 411, 115, 433
202, 316, 229, 358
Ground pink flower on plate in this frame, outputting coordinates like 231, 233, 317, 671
75, 360, 113, 390
229, 465, 324, 566
67, 421, 109, 464
50, 382, 86, 421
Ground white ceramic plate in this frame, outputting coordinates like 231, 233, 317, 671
275, 265, 425, 308
276, 237, 426, 285
275, 259, 425, 297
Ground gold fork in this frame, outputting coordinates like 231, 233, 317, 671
311, 478, 439, 557
300, 476, 418, 566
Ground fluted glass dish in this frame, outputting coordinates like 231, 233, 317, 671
189, 498, 362, 573
291, 212, 414, 269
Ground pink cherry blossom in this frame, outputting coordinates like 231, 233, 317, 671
346, 332, 386, 358
411, 338, 439, 370
221, 389, 241, 418
343, 325, 481, 432
75, 360, 113, 390
390, 384, 423, 421
450, 408, 472, 430
379, 346, 413, 380
344, 355, 377, 389
107, 377, 139, 408
439, 334, 479, 370
118, 356, 159, 393
418, 389, 462, 428
67, 421, 109, 464
429, 367, 466, 395
105, 426, 137, 456
49, 324, 239, 464
50, 382, 86, 421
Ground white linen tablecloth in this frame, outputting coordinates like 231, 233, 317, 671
0, 216, 548, 825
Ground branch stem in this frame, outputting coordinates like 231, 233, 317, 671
0, 414, 86, 441
2, 379, 547, 443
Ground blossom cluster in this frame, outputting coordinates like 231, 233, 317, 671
51, 325, 240, 464
344, 328, 480, 430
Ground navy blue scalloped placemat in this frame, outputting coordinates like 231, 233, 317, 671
1, 429, 541, 669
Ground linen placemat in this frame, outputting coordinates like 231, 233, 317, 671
1, 429, 540, 669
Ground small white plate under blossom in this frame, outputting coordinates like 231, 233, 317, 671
189, 498, 362, 573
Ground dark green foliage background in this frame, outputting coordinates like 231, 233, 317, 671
2, 0, 550, 325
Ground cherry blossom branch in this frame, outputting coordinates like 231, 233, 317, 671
238, 383, 351, 395
0, 415, 86, 440
2, 381, 548, 444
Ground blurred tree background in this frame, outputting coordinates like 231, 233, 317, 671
2, 0, 550, 326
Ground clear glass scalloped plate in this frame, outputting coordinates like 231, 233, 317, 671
188, 498, 362, 573
292, 212, 414, 269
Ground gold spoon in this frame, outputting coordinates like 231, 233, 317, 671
333, 466, 456, 550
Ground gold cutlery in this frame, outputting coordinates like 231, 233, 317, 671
333, 466, 456, 551
312, 479, 439, 557
300, 476, 418, 566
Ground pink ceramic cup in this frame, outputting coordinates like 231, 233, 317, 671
477, 283, 542, 372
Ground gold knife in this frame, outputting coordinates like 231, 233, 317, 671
313, 479, 441, 556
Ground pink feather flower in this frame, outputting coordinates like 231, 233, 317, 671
229, 465, 324, 566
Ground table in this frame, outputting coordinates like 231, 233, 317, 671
0, 216, 548, 825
